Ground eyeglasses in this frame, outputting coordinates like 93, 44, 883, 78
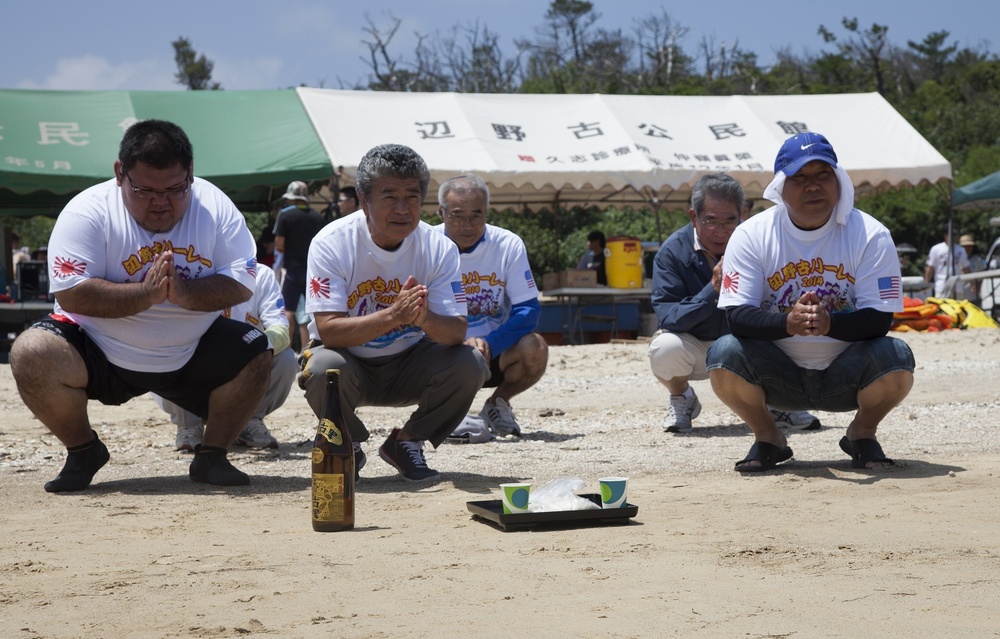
444, 211, 486, 225
124, 170, 192, 200
696, 215, 738, 231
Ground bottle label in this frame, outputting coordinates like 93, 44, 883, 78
317, 419, 344, 446
311, 448, 324, 465
312, 473, 346, 523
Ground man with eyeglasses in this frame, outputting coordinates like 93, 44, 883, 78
297, 146, 488, 482
434, 174, 549, 439
9, 119, 271, 492
648, 173, 821, 434
337, 186, 359, 217
708, 133, 913, 472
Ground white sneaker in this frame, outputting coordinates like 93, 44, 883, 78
175, 424, 204, 452
662, 390, 702, 433
236, 417, 279, 449
769, 408, 821, 431
480, 398, 522, 437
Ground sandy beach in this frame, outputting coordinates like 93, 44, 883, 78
2, 329, 1000, 638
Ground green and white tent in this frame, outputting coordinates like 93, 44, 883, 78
1, 88, 952, 217
0, 89, 332, 217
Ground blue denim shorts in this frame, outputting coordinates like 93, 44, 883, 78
706, 335, 915, 412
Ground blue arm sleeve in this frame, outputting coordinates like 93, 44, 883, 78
484, 299, 540, 358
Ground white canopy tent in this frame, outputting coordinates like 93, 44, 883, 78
297, 89, 951, 212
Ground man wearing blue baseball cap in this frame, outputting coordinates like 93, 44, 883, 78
705, 132, 915, 472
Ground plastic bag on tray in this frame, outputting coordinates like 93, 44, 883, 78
527, 476, 599, 512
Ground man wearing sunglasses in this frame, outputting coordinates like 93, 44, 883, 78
10, 119, 270, 492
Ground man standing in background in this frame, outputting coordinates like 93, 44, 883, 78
274, 180, 325, 350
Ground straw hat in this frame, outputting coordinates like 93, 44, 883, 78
959, 234, 976, 247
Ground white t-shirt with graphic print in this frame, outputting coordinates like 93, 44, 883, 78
719, 207, 903, 370
432, 223, 538, 339
305, 211, 465, 359
224, 263, 286, 336
48, 177, 257, 372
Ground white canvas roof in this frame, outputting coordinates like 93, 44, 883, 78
298, 89, 952, 211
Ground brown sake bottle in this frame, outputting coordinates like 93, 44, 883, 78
311, 369, 355, 531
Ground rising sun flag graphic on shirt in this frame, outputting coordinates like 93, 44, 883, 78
722, 271, 739, 294
53, 256, 86, 278
309, 276, 330, 298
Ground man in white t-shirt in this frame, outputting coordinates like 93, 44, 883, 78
434, 174, 548, 439
706, 132, 915, 473
9, 119, 271, 492
298, 145, 489, 482
924, 227, 970, 297
647, 173, 821, 434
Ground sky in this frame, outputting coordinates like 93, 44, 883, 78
1, 0, 998, 92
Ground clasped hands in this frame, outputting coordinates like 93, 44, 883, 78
787, 290, 830, 337
389, 275, 429, 328
143, 250, 188, 306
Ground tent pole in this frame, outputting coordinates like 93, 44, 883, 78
651, 192, 663, 244
945, 179, 955, 287
1, 223, 9, 296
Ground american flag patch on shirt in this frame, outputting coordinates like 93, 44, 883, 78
525, 269, 536, 289
244, 258, 257, 278
878, 275, 900, 300
451, 281, 467, 303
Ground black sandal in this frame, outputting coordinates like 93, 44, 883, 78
839, 436, 894, 469
734, 441, 793, 473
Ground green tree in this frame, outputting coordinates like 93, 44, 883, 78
362, 15, 522, 93
816, 18, 894, 94
632, 10, 694, 94
172, 37, 221, 90
907, 30, 959, 84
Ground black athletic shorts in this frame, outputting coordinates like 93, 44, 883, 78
29, 314, 269, 419
483, 354, 504, 389
280, 267, 308, 316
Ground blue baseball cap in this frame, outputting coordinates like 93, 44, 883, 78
773, 132, 838, 176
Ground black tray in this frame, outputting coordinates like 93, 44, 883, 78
466, 493, 638, 531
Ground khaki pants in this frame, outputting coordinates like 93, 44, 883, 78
298, 339, 489, 448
